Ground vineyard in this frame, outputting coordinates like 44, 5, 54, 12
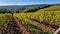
0, 5, 60, 34
14, 5, 60, 34
0, 14, 11, 34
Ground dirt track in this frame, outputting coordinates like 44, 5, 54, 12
1, 16, 30, 34
30, 18, 60, 33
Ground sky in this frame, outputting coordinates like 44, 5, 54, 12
0, 0, 60, 6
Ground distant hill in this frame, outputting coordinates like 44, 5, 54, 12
0, 4, 49, 10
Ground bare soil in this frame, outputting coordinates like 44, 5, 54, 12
1, 16, 30, 34
30, 18, 60, 33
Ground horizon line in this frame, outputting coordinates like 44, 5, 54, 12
0, 3, 60, 6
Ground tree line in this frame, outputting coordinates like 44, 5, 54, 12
0, 5, 51, 14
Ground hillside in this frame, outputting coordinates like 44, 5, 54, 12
0, 5, 60, 34
14, 5, 60, 34
36, 5, 60, 11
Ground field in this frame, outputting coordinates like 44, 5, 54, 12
0, 5, 60, 34
0, 14, 11, 34
14, 5, 60, 34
